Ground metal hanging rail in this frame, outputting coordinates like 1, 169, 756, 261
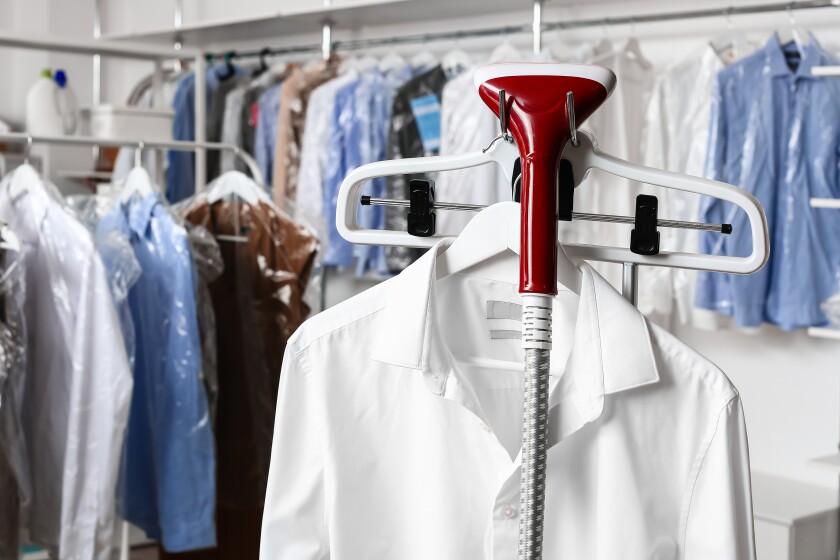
206, 0, 840, 60
0, 133, 265, 188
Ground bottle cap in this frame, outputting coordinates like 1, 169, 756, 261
54, 69, 68, 88
40, 68, 52, 79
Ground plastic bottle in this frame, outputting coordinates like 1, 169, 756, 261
53, 69, 79, 135
25, 69, 63, 136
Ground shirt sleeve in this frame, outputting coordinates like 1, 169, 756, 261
260, 346, 329, 560
683, 396, 756, 560
59, 249, 134, 560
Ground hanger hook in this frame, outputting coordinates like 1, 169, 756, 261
724, 7, 734, 30
601, 18, 610, 39
135, 140, 144, 168
498, 89, 513, 143
23, 136, 32, 166
567, 91, 579, 148
787, 3, 797, 27
629, 16, 637, 37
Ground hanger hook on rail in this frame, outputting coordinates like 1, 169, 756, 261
498, 89, 513, 143
23, 136, 32, 166
787, 3, 798, 27
723, 6, 735, 30
135, 140, 144, 168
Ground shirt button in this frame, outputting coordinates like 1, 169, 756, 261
503, 505, 516, 519
479, 422, 492, 433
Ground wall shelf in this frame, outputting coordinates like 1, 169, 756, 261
101, 0, 527, 46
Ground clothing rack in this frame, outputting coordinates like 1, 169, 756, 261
0, 133, 265, 188
205, 0, 840, 60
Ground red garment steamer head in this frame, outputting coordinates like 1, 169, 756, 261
474, 63, 616, 295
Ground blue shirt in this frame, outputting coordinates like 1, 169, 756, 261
168, 65, 242, 203
697, 34, 840, 330
254, 82, 282, 186
323, 66, 413, 272
99, 194, 216, 552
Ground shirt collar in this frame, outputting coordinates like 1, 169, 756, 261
124, 193, 161, 237
766, 31, 823, 79
372, 240, 660, 404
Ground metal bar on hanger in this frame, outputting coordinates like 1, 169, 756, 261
360, 196, 732, 233
0, 133, 265, 188
204, 0, 840, 60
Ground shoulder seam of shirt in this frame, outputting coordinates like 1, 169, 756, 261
291, 304, 385, 356
677, 392, 740, 555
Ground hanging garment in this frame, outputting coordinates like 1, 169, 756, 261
697, 33, 840, 330
169, 64, 241, 203
207, 74, 247, 182
384, 64, 449, 273
271, 60, 340, 206
436, 68, 511, 236
260, 241, 756, 559
323, 65, 413, 273
0, 166, 133, 560
254, 82, 282, 185
639, 39, 753, 329
99, 192, 216, 553
558, 40, 655, 288
0, 227, 27, 560
295, 71, 359, 252
180, 186, 318, 511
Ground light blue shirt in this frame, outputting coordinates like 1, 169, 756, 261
323, 65, 413, 272
697, 34, 840, 330
99, 194, 216, 552
254, 82, 282, 187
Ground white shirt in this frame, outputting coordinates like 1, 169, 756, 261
295, 71, 359, 247
261, 240, 756, 559
638, 39, 753, 329
0, 166, 133, 560
436, 69, 511, 235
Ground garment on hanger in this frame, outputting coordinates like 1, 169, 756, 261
272, 59, 341, 206
99, 191, 216, 553
697, 33, 840, 330
436, 68, 511, 236
639, 37, 754, 329
254, 82, 282, 185
0, 227, 27, 560
207, 73, 248, 181
323, 64, 413, 273
559, 39, 655, 289
385, 64, 450, 273
295, 71, 359, 253
260, 240, 756, 559
181, 180, 317, 511
0, 166, 133, 560
169, 63, 244, 203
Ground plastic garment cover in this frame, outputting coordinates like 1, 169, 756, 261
98, 191, 217, 552
822, 289, 840, 327
385, 65, 448, 272
0, 226, 28, 560
697, 33, 840, 330
168, 204, 226, 424
0, 165, 133, 560
67, 194, 142, 372
179, 185, 318, 511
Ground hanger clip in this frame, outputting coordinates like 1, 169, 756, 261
567, 91, 580, 148
407, 179, 436, 237
630, 194, 660, 255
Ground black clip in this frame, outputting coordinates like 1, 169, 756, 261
509, 158, 575, 222
407, 179, 436, 237
630, 194, 660, 255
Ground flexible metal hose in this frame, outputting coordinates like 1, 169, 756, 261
519, 297, 553, 560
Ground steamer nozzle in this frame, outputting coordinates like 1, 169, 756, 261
474, 63, 616, 295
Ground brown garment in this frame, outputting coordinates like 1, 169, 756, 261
271, 59, 340, 207
182, 198, 318, 513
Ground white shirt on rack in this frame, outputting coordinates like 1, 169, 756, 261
260, 240, 756, 559
436, 69, 510, 235
0, 166, 133, 560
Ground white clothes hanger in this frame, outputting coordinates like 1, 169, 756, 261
336, 130, 769, 275
119, 145, 156, 202
206, 170, 271, 206
411, 49, 438, 70
442, 48, 472, 75
378, 51, 407, 72
488, 39, 522, 63
776, 5, 808, 55
356, 55, 380, 73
